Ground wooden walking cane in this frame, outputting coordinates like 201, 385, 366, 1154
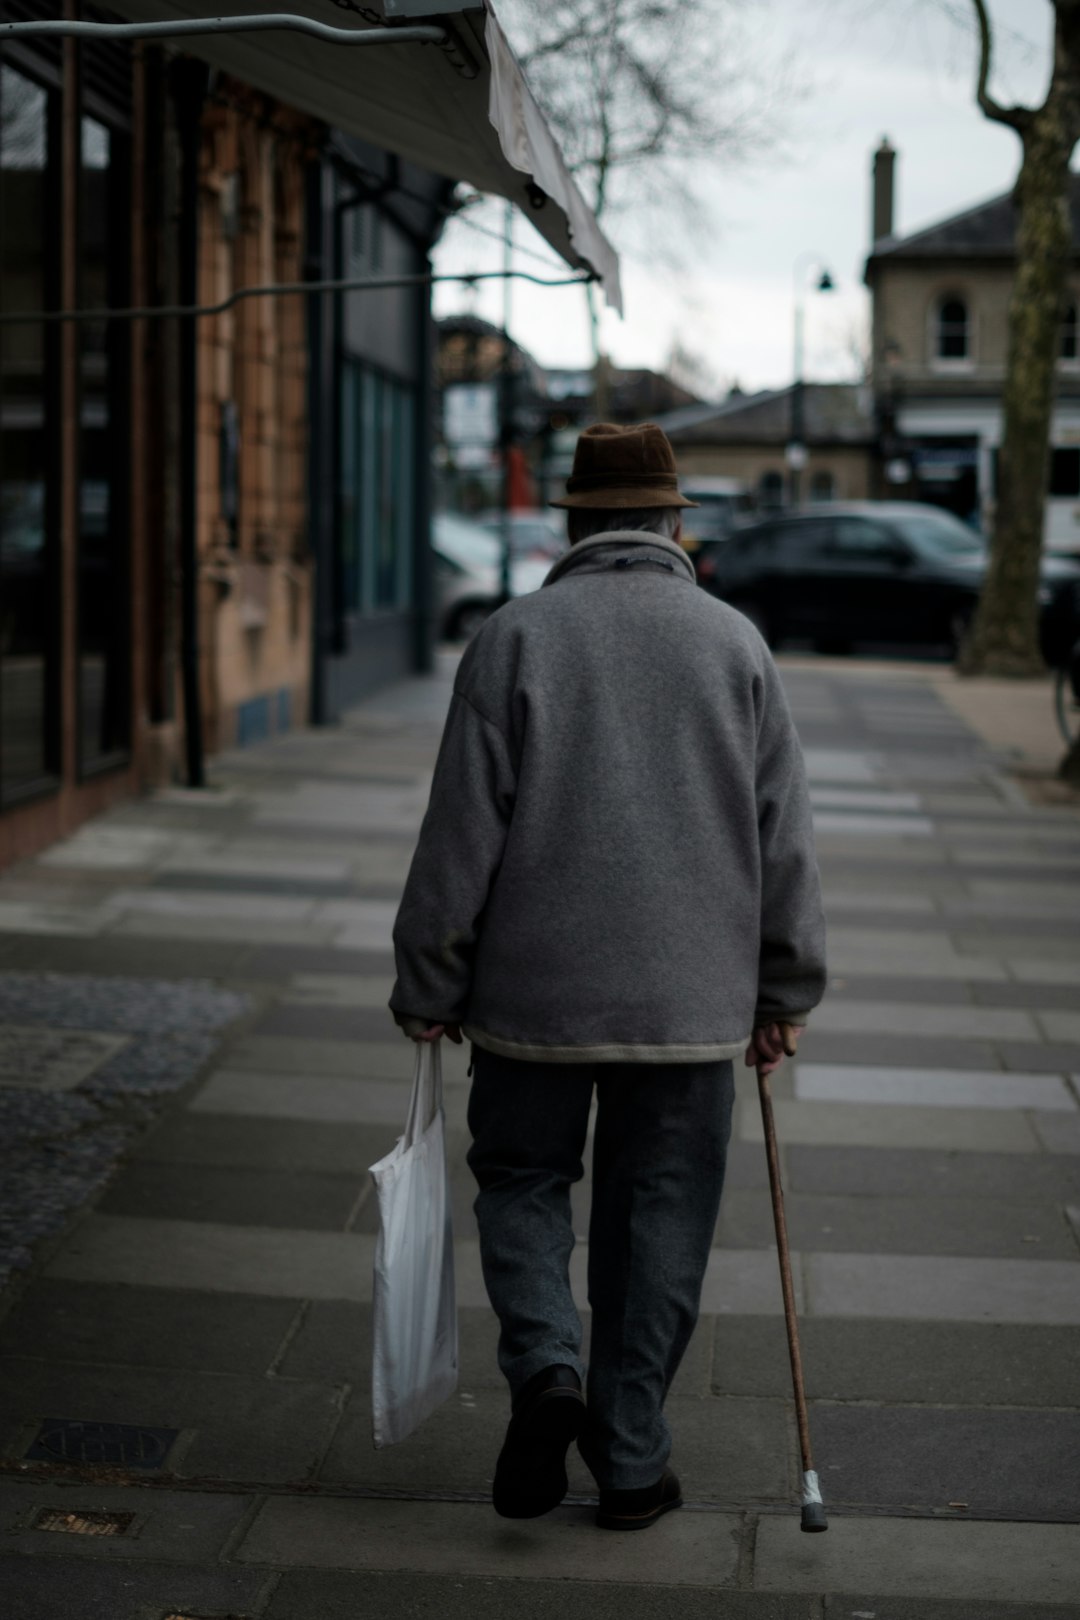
757, 1021, 827, 1532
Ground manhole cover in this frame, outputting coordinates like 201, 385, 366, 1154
26, 1419, 179, 1469
33, 1506, 135, 1535
0, 1026, 130, 1092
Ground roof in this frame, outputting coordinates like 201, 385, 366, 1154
655, 383, 874, 447
868, 172, 1080, 265
102, 0, 622, 310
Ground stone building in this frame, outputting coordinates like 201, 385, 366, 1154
658, 384, 875, 512
865, 137, 1080, 552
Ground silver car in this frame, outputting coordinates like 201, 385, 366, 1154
434, 513, 551, 641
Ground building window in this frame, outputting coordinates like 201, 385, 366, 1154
78, 110, 131, 775
809, 469, 835, 502
340, 360, 415, 613
0, 61, 61, 807
758, 470, 784, 509
1049, 448, 1080, 498
1061, 303, 1078, 362
935, 296, 970, 361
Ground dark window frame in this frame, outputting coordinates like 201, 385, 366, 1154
935, 295, 971, 362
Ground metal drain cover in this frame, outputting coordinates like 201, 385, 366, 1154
26, 1419, 179, 1469
0, 1026, 130, 1091
34, 1506, 135, 1535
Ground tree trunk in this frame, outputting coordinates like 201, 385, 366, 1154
958, 119, 1073, 675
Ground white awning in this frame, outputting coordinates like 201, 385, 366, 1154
105, 1, 622, 312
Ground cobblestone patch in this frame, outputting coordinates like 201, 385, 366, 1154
0, 975, 248, 1287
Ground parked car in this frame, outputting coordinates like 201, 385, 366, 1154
701, 501, 1080, 655
474, 507, 566, 561
433, 513, 551, 642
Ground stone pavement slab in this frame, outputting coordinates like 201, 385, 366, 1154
810, 1403, 1080, 1518
805, 1253, 1080, 1324
783, 1144, 1080, 1202
807, 1003, 1041, 1041
1, 1555, 272, 1620
753, 1515, 1080, 1603
0, 1358, 341, 1483
712, 1317, 1080, 1407
794, 1065, 1075, 1112
738, 1099, 1041, 1153
132, 1111, 394, 1173
0, 1280, 300, 1376
266, 1572, 820, 1620
97, 1161, 367, 1231
188, 1067, 417, 1125
716, 1187, 1078, 1259
235, 1495, 743, 1586
0, 1478, 255, 1562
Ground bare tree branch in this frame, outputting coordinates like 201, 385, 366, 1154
971, 0, 1033, 132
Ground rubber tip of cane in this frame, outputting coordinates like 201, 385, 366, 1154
800, 1502, 828, 1533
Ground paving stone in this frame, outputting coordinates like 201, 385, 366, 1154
236, 1495, 743, 1585
824, 974, 976, 1005
224, 1033, 469, 1083
0, 1280, 300, 1376
285, 973, 396, 1008
716, 1187, 1077, 1258
997, 1041, 1080, 1074
266, 1570, 818, 1620
785, 1145, 1080, 1202
712, 1316, 1080, 1406
807, 1003, 1041, 1041
811, 1404, 1080, 1519
237, 944, 396, 980
97, 1161, 367, 1231
738, 1099, 1040, 1154
795, 1033, 1006, 1071
1032, 1112, 1080, 1154
0, 933, 251, 979
0, 1027, 132, 1092
134, 1112, 395, 1174
0, 1359, 341, 1484
753, 1514, 1080, 1603
0, 1478, 254, 1562
0, 1555, 271, 1620
189, 1068, 417, 1127
821, 1599, 1080, 1620
971, 980, 1080, 1010
805, 1252, 1080, 1324
254, 1003, 397, 1042
794, 1065, 1075, 1112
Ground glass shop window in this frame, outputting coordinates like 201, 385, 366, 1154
77, 111, 131, 774
0, 61, 61, 805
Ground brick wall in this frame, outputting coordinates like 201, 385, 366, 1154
195, 84, 318, 754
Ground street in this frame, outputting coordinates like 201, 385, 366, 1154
1, 652, 1079, 1617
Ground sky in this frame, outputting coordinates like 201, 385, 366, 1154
432, 0, 1055, 396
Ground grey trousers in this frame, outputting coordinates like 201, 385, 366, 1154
466, 1048, 735, 1491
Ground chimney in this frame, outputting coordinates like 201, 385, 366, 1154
872, 137, 896, 243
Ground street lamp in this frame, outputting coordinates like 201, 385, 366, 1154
788, 255, 836, 506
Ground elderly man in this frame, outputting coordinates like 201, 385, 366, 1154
390, 422, 826, 1531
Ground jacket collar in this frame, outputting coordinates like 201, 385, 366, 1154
544, 528, 697, 588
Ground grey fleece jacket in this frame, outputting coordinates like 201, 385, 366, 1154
390, 528, 826, 1062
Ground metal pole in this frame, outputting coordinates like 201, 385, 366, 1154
790, 290, 805, 507
499, 201, 514, 605
0, 16, 447, 48
174, 60, 207, 789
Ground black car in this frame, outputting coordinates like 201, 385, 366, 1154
699, 501, 1080, 655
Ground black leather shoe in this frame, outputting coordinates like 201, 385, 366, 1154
596, 1467, 683, 1531
492, 1365, 586, 1519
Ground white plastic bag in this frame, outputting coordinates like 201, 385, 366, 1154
369, 1039, 458, 1447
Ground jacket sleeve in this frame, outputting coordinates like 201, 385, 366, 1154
754, 657, 827, 1027
389, 690, 517, 1028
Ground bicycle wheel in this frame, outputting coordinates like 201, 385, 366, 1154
1055, 643, 1080, 746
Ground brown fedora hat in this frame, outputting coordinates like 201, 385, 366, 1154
550, 421, 699, 509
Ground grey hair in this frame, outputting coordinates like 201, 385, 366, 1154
566, 506, 681, 545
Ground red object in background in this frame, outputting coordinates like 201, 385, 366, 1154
506, 447, 535, 510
